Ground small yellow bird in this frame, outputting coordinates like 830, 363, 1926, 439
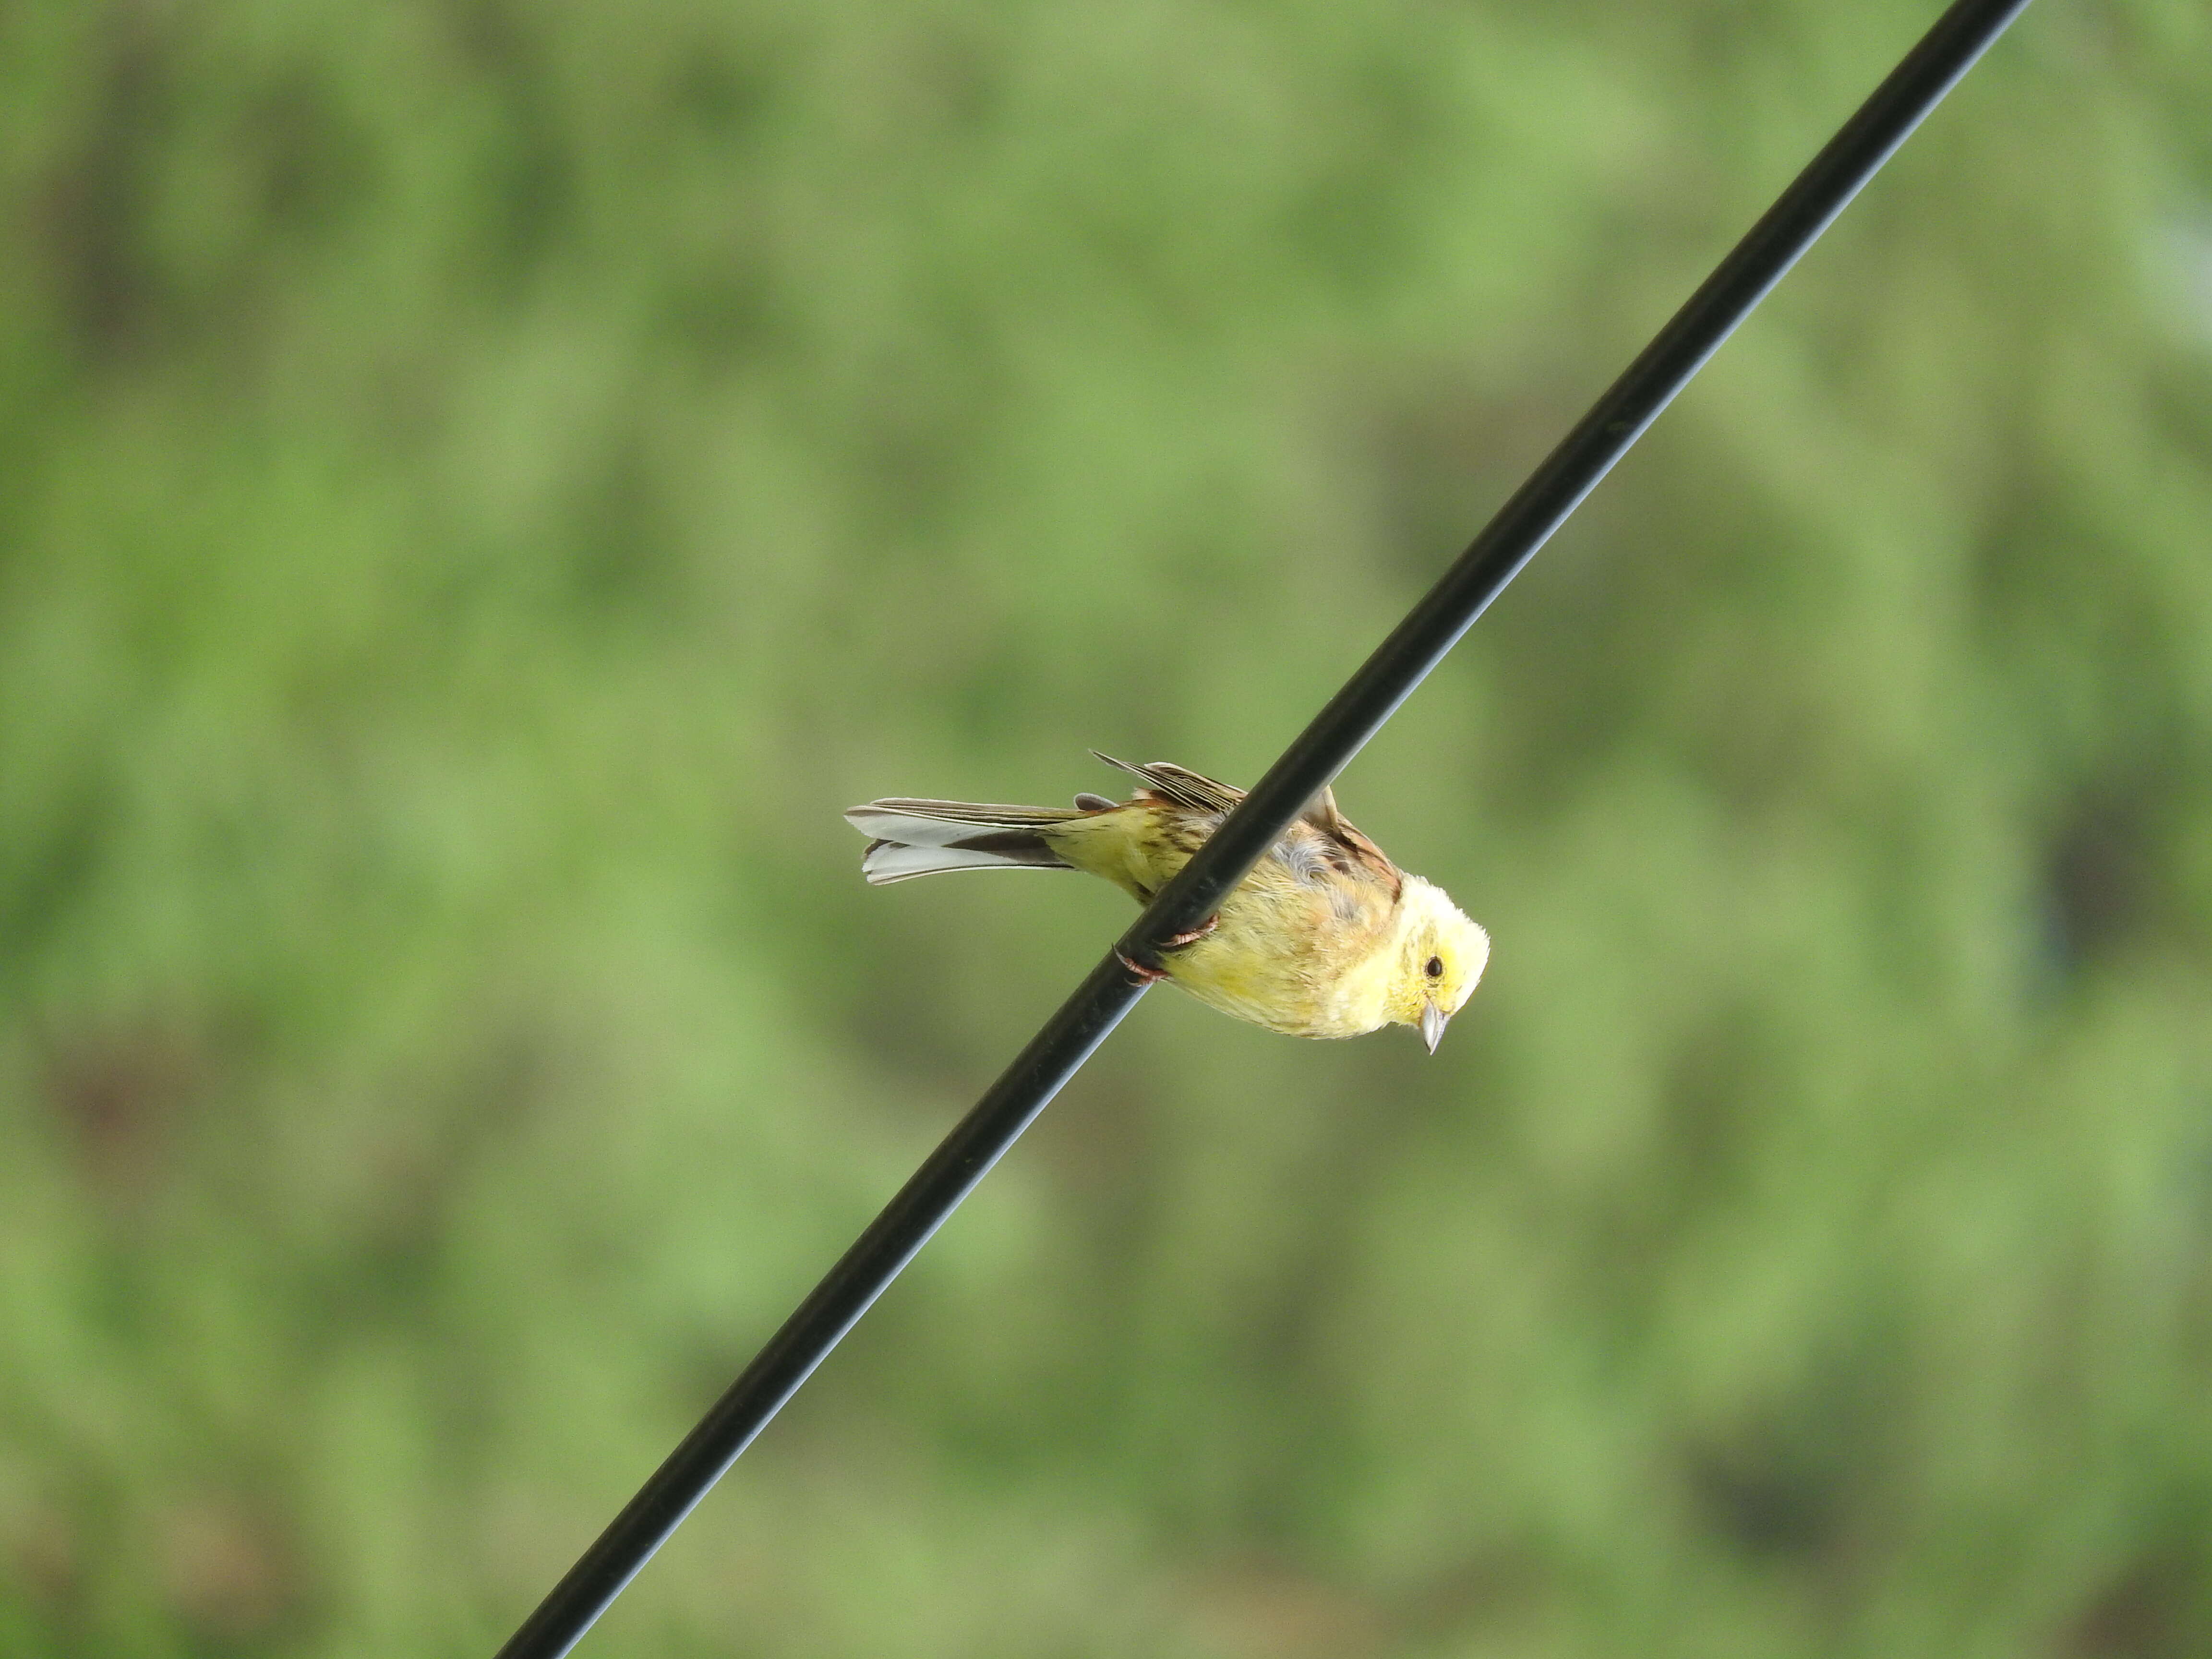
847, 755, 1489, 1051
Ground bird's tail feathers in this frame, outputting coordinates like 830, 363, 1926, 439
846, 799, 1083, 886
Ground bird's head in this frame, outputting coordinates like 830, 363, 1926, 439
1386, 877, 1491, 1054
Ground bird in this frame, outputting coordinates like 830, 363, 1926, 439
845, 754, 1489, 1051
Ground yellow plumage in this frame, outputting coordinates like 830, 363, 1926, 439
846, 756, 1489, 1049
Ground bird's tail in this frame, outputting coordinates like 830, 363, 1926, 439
845, 798, 1089, 886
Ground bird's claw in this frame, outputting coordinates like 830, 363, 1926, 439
1119, 915, 1218, 985
1116, 949, 1170, 986
1161, 915, 1219, 950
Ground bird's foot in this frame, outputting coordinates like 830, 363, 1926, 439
1116, 949, 1170, 986
1119, 916, 1217, 985
1161, 914, 1219, 950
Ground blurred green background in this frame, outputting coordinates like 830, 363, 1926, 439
4, 1, 2212, 1654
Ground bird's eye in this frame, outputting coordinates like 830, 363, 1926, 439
1425, 955, 1444, 979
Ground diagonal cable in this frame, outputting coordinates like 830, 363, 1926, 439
495, 2, 2034, 1653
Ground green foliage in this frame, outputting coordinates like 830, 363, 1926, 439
4, 1, 2212, 1654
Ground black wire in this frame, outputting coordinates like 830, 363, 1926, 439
493, 2, 2032, 1653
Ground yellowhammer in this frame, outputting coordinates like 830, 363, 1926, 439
848, 755, 1488, 1051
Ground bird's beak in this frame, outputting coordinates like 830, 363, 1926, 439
1420, 1001, 1449, 1055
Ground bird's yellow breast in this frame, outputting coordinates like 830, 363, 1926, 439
1041, 805, 1402, 1038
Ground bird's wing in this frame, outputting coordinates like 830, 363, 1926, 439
1090, 754, 1403, 903
1088, 753, 1245, 816
1294, 785, 1404, 902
